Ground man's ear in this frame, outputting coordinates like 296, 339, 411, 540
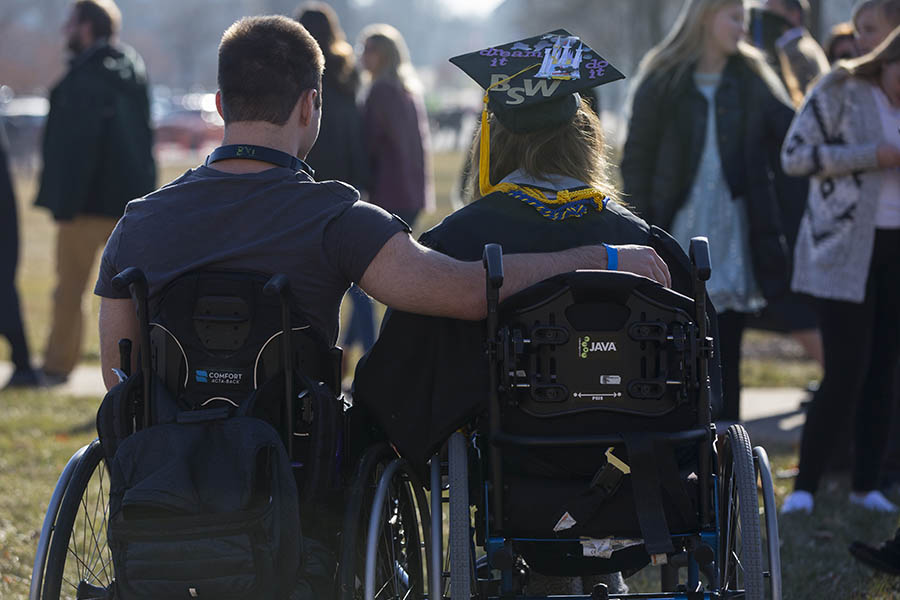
298, 89, 318, 127
215, 90, 225, 119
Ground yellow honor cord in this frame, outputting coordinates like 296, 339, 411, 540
478, 63, 542, 197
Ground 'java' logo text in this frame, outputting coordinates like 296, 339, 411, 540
579, 336, 617, 358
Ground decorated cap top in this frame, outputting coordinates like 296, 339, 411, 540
449, 29, 625, 133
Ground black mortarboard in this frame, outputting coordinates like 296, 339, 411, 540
449, 30, 625, 195
450, 29, 624, 133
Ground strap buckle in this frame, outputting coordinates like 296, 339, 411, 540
604, 446, 631, 475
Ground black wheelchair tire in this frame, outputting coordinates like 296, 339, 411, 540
719, 424, 764, 600
339, 443, 427, 600
41, 439, 113, 600
448, 432, 472, 600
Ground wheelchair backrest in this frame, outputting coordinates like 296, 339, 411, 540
148, 270, 340, 413
497, 270, 707, 429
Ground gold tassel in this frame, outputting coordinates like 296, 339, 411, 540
479, 95, 493, 196
478, 62, 542, 197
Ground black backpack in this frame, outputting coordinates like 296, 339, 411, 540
103, 385, 301, 599
96, 270, 343, 599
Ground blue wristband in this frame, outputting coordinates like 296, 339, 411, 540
603, 243, 618, 271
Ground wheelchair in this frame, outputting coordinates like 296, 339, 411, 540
359, 238, 782, 600
29, 268, 425, 600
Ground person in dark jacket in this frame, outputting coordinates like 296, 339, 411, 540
0, 119, 39, 388
36, 0, 155, 383
296, 3, 374, 362
621, 0, 794, 421
355, 31, 703, 596
296, 3, 367, 189
746, 1, 826, 378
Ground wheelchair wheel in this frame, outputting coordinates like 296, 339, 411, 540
364, 458, 427, 600
448, 432, 471, 600
719, 424, 764, 600
340, 443, 428, 600
40, 439, 113, 600
754, 446, 783, 600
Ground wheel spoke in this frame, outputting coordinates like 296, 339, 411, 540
66, 544, 105, 585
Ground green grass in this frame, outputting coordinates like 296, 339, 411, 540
0, 389, 102, 598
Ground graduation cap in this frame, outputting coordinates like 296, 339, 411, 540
450, 29, 625, 196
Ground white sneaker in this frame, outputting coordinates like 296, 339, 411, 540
781, 490, 814, 514
849, 490, 899, 512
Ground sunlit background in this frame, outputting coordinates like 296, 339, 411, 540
1, 0, 861, 173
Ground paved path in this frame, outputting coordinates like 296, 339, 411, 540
0, 361, 806, 447
0, 362, 107, 398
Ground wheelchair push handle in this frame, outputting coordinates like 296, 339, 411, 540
112, 266, 149, 298
689, 237, 711, 282
482, 243, 504, 290
112, 267, 152, 428
263, 273, 290, 298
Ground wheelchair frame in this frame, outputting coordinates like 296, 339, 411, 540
29, 268, 416, 600
360, 238, 782, 600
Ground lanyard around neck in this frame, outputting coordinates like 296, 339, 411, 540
205, 144, 315, 178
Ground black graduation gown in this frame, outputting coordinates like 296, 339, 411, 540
353, 191, 720, 474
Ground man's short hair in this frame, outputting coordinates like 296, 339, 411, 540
218, 16, 324, 125
73, 0, 121, 39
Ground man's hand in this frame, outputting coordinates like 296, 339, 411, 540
611, 244, 672, 288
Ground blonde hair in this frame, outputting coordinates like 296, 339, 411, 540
464, 99, 619, 204
359, 23, 421, 94
845, 24, 900, 81
853, 0, 900, 30
630, 0, 791, 105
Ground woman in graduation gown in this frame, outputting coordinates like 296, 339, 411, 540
353, 31, 719, 595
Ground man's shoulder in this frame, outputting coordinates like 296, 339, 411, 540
313, 178, 360, 203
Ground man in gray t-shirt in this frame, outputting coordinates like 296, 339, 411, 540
95, 16, 669, 391
95, 164, 402, 346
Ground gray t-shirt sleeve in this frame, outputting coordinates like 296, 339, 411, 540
94, 216, 129, 299
323, 200, 407, 284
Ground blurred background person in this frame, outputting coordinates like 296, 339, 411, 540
296, 3, 367, 190
825, 21, 861, 63
359, 23, 433, 227
296, 2, 372, 367
851, 1, 900, 497
621, 0, 794, 422
760, 0, 830, 105
351, 23, 433, 355
780, 27, 900, 515
35, 0, 155, 384
0, 117, 38, 389
746, 0, 826, 386
853, 0, 900, 55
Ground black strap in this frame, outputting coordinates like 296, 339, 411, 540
553, 451, 627, 531
657, 443, 696, 529
622, 433, 676, 556
176, 406, 231, 423
206, 144, 315, 178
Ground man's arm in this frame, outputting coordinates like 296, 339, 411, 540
360, 232, 670, 321
99, 297, 140, 391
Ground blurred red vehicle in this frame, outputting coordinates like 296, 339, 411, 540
154, 93, 223, 151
